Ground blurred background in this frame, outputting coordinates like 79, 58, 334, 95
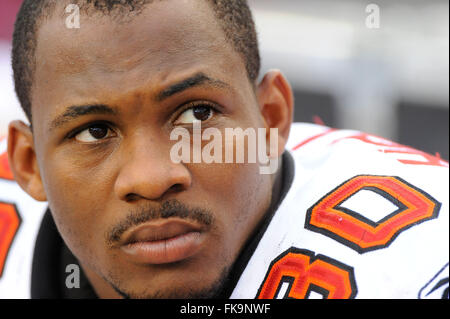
0, 0, 448, 159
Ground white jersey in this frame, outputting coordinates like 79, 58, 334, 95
0, 136, 47, 299
232, 123, 449, 299
0, 123, 448, 299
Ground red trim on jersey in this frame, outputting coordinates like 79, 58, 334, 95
0, 203, 21, 277
0, 151, 14, 181
332, 132, 448, 168
306, 175, 440, 253
257, 248, 356, 299
312, 116, 326, 126
292, 128, 337, 151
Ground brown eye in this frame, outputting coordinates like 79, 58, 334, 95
192, 106, 212, 121
88, 126, 108, 139
174, 105, 214, 125
74, 124, 114, 142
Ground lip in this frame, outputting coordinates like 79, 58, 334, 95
119, 220, 206, 265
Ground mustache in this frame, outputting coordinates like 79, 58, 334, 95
106, 199, 214, 246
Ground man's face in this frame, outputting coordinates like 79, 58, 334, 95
30, 0, 274, 298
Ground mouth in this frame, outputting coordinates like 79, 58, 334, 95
119, 219, 207, 265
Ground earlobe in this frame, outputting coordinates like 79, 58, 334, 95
7, 121, 47, 202
257, 69, 294, 156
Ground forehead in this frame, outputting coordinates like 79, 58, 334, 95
36, 0, 228, 69
32, 0, 247, 121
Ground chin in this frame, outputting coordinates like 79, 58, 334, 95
107, 265, 231, 299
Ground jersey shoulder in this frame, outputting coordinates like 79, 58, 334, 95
232, 123, 449, 299
0, 136, 47, 298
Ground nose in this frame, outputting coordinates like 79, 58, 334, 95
114, 138, 192, 202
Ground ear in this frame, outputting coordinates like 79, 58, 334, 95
7, 120, 47, 201
257, 69, 294, 156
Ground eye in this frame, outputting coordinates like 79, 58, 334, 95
74, 124, 115, 143
174, 105, 214, 125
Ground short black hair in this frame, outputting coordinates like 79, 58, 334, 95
12, 0, 260, 122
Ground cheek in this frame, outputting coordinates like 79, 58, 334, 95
41, 154, 114, 262
187, 128, 273, 248
190, 160, 270, 246
198, 131, 270, 211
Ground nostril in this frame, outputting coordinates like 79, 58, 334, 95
125, 193, 140, 202
169, 183, 185, 194
123, 184, 185, 202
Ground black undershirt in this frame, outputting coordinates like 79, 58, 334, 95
31, 151, 295, 299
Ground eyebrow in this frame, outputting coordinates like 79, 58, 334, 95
156, 72, 230, 101
48, 73, 229, 132
49, 104, 117, 132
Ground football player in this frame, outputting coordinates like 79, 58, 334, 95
1, 0, 448, 299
